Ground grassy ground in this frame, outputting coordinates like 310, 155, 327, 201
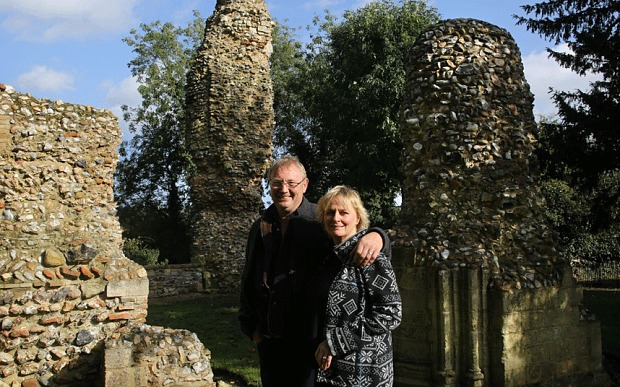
146, 294, 261, 386
147, 289, 620, 387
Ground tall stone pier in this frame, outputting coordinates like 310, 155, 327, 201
392, 19, 608, 386
185, 0, 274, 292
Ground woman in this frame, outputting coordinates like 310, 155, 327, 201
312, 185, 402, 386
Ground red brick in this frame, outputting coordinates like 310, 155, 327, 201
39, 316, 63, 325
42, 269, 56, 280
90, 266, 103, 277
60, 267, 80, 279
79, 266, 95, 279
10, 329, 29, 338
22, 378, 39, 387
108, 312, 131, 321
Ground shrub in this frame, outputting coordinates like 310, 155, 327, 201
122, 237, 165, 266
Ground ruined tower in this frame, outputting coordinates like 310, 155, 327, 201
392, 19, 608, 386
185, 0, 274, 292
0, 85, 215, 385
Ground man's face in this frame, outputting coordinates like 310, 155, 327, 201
269, 164, 308, 217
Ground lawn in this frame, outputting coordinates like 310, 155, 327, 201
146, 289, 620, 387
146, 294, 261, 386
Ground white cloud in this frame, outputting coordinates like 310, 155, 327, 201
16, 66, 75, 92
103, 76, 141, 108
101, 76, 142, 142
0, 0, 139, 42
522, 43, 602, 118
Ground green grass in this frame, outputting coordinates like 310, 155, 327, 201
146, 294, 261, 386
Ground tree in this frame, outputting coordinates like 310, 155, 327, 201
515, 1, 620, 262
515, 0, 620, 187
114, 11, 206, 264
272, 0, 440, 227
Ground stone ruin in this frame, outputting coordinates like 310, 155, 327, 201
391, 19, 609, 386
0, 84, 215, 386
1, 5, 611, 387
185, 0, 274, 293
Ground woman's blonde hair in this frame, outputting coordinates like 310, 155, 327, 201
317, 185, 370, 232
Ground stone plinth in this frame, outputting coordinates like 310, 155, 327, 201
185, 0, 274, 293
392, 19, 608, 386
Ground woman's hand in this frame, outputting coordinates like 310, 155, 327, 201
315, 340, 333, 371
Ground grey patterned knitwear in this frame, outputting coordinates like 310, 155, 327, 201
317, 230, 402, 386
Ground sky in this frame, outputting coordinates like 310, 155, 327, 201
0, 0, 600, 141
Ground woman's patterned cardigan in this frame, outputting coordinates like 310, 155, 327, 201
317, 229, 402, 386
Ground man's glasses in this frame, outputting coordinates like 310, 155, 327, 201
269, 179, 306, 189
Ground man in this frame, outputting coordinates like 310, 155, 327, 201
239, 155, 388, 387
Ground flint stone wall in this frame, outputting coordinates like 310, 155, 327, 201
0, 85, 213, 386
392, 19, 608, 386
145, 264, 204, 298
185, 0, 274, 293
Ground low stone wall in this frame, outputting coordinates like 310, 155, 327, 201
573, 260, 620, 287
488, 267, 606, 385
145, 264, 205, 298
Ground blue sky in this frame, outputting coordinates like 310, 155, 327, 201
0, 0, 599, 140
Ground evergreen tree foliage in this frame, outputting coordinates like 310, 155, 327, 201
272, 0, 440, 227
516, 0, 620, 188
515, 1, 620, 262
114, 11, 206, 264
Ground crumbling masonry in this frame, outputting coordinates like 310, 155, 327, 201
392, 19, 608, 386
0, 84, 215, 386
185, 0, 274, 293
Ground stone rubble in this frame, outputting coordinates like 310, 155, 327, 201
105, 324, 215, 387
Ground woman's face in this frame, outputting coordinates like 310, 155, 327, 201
324, 198, 360, 244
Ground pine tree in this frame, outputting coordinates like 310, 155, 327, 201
515, 0, 620, 187
515, 1, 620, 263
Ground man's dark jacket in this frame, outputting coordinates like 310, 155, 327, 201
238, 197, 329, 341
